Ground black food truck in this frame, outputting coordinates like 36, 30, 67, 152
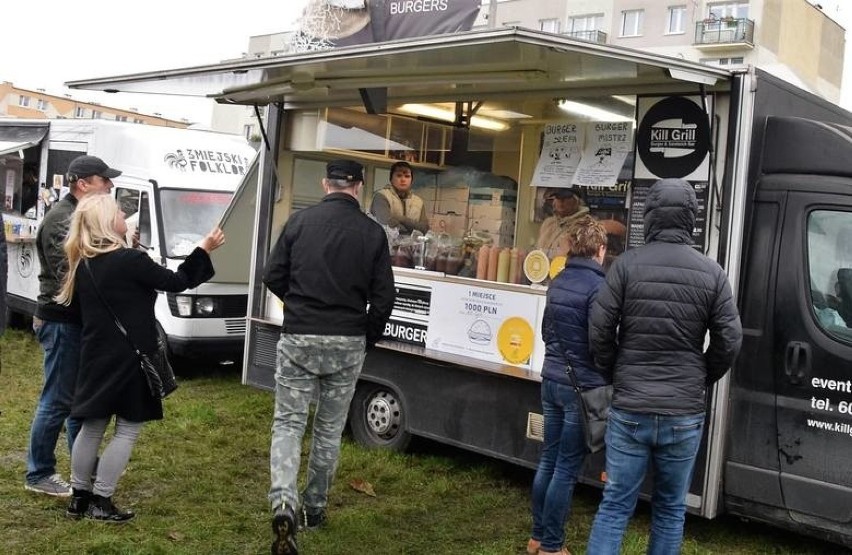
69, 28, 852, 547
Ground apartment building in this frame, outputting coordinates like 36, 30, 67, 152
475, 0, 844, 102
0, 82, 189, 128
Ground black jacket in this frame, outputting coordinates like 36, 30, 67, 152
263, 193, 395, 346
35, 194, 78, 322
589, 179, 742, 415
72, 247, 214, 422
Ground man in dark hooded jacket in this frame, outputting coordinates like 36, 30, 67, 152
586, 178, 742, 555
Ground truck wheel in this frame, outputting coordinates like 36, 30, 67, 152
349, 385, 411, 451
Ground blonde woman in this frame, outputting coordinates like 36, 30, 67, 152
56, 194, 224, 522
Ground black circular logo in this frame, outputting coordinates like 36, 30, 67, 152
637, 96, 710, 179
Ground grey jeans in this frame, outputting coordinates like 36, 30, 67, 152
70, 417, 143, 497
268, 334, 366, 513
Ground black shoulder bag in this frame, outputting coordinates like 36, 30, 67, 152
83, 259, 177, 399
560, 339, 613, 453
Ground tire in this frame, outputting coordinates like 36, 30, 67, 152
348, 384, 411, 451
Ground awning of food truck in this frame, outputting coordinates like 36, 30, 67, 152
65, 28, 731, 109
0, 123, 49, 157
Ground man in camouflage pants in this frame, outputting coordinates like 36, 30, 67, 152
263, 159, 395, 555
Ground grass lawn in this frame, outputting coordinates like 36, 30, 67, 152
0, 329, 844, 554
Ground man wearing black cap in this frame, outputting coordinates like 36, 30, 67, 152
370, 161, 429, 235
536, 187, 589, 257
263, 159, 395, 555
24, 155, 121, 497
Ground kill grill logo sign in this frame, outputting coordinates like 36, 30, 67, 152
635, 95, 712, 181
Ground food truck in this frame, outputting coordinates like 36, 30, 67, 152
0, 119, 257, 363
68, 28, 852, 547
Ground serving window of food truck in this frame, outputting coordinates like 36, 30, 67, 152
272, 97, 632, 369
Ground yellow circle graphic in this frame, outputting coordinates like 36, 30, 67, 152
497, 317, 535, 365
523, 250, 550, 283
549, 256, 567, 279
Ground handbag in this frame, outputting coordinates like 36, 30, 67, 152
560, 343, 612, 453
83, 259, 177, 399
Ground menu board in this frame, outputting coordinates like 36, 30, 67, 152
627, 179, 709, 250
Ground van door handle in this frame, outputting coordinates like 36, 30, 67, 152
784, 341, 811, 385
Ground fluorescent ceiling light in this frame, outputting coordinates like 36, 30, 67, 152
558, 100, 633, 122
398, 104, 509, 131
478, 108, 532, 119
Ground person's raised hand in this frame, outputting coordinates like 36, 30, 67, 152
200, 227, 226, 253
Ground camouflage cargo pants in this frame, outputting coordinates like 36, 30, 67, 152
268, 333, 366, 513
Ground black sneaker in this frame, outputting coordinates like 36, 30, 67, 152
65, 489, 92, 520
299, 507, 327, 531
85, 495, 135, 523
271, 505, 298, 555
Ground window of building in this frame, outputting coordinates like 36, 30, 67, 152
708, 2, 748, 20
133, 118, 144, 124
75, 106, 86, 118
115, 115, 128, 122
568, 14, 604, 33
243, 124, 255, 140
666, 6, 686, 34
807, 210, 852, 342
91, 110, 102, 119
36, 99, 48, 111
18, 95, 30, 107
700, 56, 745, 66
539, 18, 560, 33
621, 10, 644, 37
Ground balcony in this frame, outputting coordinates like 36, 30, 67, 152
564, 30, 608, 44
694, 18, 754, 50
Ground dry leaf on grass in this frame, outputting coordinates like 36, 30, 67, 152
168, 531, 185, 542
349, 478, 376, 497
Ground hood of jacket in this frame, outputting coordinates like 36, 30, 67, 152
643, 178, 697, 244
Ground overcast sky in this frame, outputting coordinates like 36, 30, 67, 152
1, 1, 310, 124
2, 0, 852, 126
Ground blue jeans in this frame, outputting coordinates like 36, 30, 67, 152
530, 378, 587, 552
587, 408, 705, 555
268, 334, 366, 513
26, 321, 83, 485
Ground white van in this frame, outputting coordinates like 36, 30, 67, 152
1, 119, 257, 364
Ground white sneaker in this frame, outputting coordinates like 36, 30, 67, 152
25, 473, 72, 497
